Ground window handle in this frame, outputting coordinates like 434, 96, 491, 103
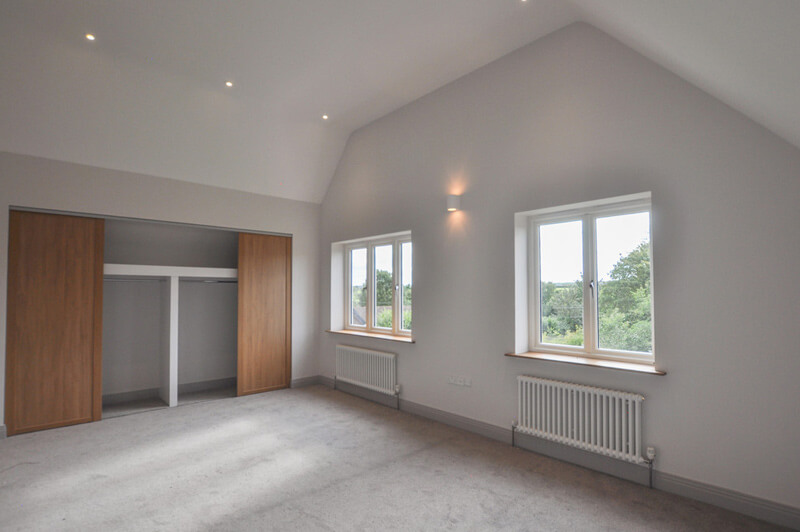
589, 280, 595, 294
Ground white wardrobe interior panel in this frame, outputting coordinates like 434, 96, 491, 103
178, 280, 238, 386
102, 278, 165, 395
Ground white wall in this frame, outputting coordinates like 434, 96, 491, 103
318, 23, 800, 508
0, 151, 320, 423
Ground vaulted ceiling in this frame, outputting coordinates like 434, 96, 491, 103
2, 1, 798, 203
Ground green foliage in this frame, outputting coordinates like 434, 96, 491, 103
375, 308, 411, 330
352, 284, 367, 308
541, 279, 583, 345
375, 270, 393, 306
402, 284, 412, 306
599, 242, 651, 322
540, 240, 652, 352
543, 326, 583, 346
353, 272, 401, 307
597, 241, 651, 352
352, 274, 412, 331
402, 283, 412, 330
597, 310, 651, 352
376, 307, 393, 328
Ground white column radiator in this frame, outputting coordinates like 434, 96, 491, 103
335, 345, 398, 396
516, 375, 645, 464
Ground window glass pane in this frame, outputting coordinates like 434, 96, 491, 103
374, 244, 393, 329
349, 248, 367, 326
400, 242, 412, 331
596, 211, 652, 353
539, 220, 583, 346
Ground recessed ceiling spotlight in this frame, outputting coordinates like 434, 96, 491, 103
85, 33, 96, 41
225, 81, 233, 87
322, 115, 329, 120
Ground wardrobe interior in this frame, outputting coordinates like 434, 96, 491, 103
102, 218, 239, 418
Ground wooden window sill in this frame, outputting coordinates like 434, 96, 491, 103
326, 329, 415, 344
505, 351, 665, 375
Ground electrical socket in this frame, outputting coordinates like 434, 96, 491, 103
447, 375, 472, 387
646, 446, 656, 460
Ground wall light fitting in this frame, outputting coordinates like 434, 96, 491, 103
447, 194, 461, 212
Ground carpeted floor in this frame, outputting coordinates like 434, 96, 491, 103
102, 386, 238, 419
0, 385, 785, 531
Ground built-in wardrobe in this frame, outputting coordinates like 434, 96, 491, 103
4, 210, 291, 435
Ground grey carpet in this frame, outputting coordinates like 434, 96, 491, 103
0, 385, 784, 531
102, 386, 237, 419
102, 397, 169, 419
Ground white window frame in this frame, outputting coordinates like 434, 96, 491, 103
527, 193, 654, 365
344, 232, 412, 337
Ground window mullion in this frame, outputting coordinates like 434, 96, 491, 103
392, 240, 398, 335
367, 244, 374, 332
345, 248, 351, 328
583, 214, 597, 354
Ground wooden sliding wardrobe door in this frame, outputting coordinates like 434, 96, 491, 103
237, 233, 291, 395
5, 211, 104, 435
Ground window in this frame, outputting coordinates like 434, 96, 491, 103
524, 193, 653, 364
344, 232, 412, 337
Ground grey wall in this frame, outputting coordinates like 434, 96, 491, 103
178, 280, 238, 386
103, 280, 238, 396
105, 218, 239, 268
102, 279, 165, 395
0, 151, 321, 425
318, 23, 800, 508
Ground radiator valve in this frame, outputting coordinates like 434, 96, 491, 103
646, 446, 656, 461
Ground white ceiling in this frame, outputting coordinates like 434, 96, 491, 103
1, 1, 799, 204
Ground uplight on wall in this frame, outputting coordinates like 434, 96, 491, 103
447, 194, 461, 212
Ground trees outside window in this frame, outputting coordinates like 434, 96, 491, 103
540, 240, 651, 353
